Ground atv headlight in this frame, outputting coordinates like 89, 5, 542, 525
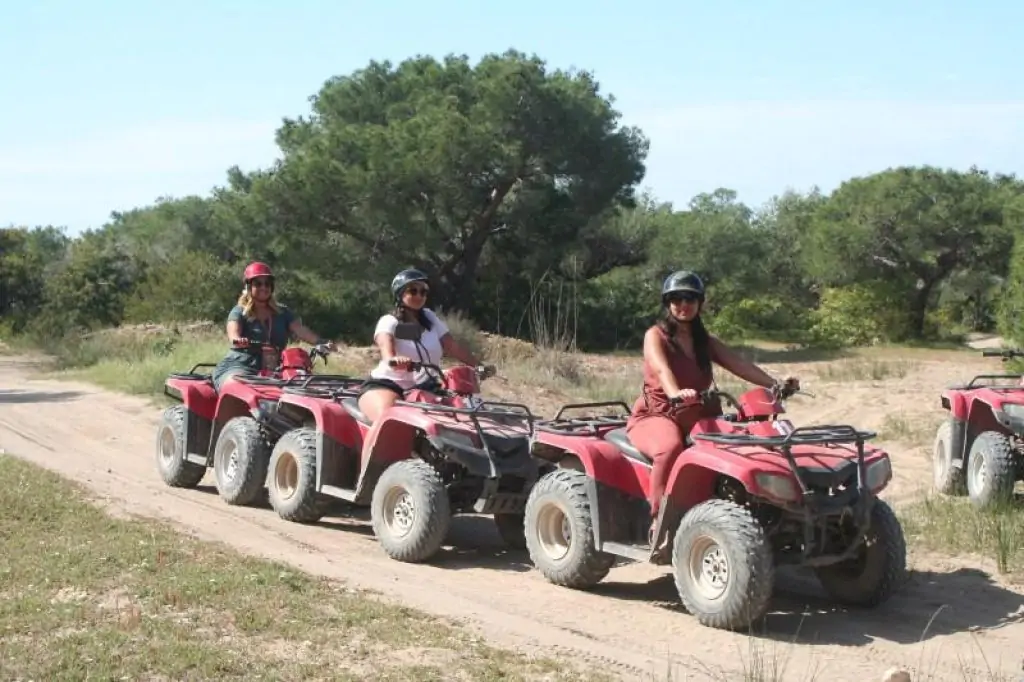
436, 427, 478, 450
865, 457, 892, 493
754, 472, 799, 503
1000, 403, 1024, 423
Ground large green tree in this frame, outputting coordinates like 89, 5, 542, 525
804, 166, 1015, 337
241, 50, 648, 312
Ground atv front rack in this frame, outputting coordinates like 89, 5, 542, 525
693, 425, 877, 506
534, 401, 632, 436
955, 374, 1024, 389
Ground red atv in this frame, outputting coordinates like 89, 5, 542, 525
933, 348, 1024, 509
156, 340, 360, 507
523, 384, 905, 631
258, 322, 541, 563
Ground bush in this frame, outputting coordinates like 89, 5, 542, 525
809, 283, 913, 348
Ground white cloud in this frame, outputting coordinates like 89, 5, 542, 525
624, 100, 1024, 208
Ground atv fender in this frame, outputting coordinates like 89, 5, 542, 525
272, 394, 365, 495
165, 377, 217, 421
663, 444, 783, 510
355, 412, 419, 503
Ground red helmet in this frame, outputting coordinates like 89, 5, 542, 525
243, 261, 274, 284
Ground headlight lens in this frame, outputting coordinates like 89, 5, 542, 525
865, 457, 892, 492
754, 473, 799, 502
1001, 403, 1024, 421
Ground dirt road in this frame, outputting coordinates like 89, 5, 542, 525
2, 353, 1022, 681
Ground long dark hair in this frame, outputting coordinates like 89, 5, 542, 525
394, 304, 433, 331
657, 310, 712, 375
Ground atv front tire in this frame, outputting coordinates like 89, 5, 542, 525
815, 498, 906, 607
932, 420, 965, 496
213, 416, 270, 506
155, 405, 206, 488
371, 459, 451, 563
523, 469, 615, 589
267, 428, 332, 524
672, 498, 774, 631
966, 430, 1016, 510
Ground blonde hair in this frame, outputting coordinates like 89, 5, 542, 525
237, 288, 280, 317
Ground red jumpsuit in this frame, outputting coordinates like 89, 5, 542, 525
626, 325, 720, 519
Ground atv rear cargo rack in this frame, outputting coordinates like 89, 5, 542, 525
393, 397, 539, 464
168, 363, 218, 381
534, 401, 632, 436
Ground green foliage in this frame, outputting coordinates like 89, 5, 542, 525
123, 250, 239, 325
997, 233, 1024, 345
808, 283, 914, 348
1, 51, 1023, 355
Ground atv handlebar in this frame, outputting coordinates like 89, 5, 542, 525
668, 381, 805, 409
387, 358, 496, 381
983, 348, 1024, 360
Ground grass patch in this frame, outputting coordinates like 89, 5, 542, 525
899, 495, 1024, 576
0, 454, 605, 682
815, 358, 919, 382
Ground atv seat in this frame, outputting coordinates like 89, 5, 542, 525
604, 428, 653, 466
340, 396, 373, 426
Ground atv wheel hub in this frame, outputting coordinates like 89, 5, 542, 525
158, 426, 176, 466
969, 450, 987, 489
689, 535, 730, 600
274, 452, 298, 500
383, 487, 416, 537
223, 442, 239, 482
536, 502, 572, 561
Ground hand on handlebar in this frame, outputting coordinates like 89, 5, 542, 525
667, 388, 700, 406
387, 355, 416, 370
231, 337, 255, 349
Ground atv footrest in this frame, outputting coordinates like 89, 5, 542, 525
473, 493, 527, 515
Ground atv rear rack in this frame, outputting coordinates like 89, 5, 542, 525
168, 363, 218, 381
534, 401, 632, 436
393, 397, 538, 463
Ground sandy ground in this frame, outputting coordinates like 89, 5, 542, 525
2, 350, 1024, 681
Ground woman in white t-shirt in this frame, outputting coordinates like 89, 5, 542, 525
356, 268, 483, 424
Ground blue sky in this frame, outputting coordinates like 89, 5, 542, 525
2, 0, 1021, 235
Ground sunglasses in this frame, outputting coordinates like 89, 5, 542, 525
250, 278, 273, 288
404, 286, 429, 297
667, 292, 700, 304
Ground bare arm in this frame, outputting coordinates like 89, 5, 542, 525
709, 336, 777, 388
644, 327, 683, 396
226, 320, 244, 344
441, 333, 479, 366
288, 319, 324, 345
374, 333, 398, 361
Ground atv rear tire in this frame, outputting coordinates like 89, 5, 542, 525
155, 406, 206, 488
371, 459, 451, 563
267, 428, 331, 524
815, 498, 906, 607
213, 416, 270, 506
523, 469, 615, 589
672, 499, 774, 631
966, 430, 1016, 510
494, 513, 527, 549
932, 420, 965, 496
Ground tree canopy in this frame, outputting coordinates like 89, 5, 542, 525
2, 50, 1023, 351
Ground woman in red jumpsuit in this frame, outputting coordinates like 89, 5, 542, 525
626, 270, 799, 548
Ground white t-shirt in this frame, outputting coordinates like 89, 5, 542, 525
369, 308, 451, 389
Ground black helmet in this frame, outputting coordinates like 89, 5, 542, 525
661, 270, 705, 304
391, 268, 429, 302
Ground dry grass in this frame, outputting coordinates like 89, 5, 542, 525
0, 454, 607, 682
